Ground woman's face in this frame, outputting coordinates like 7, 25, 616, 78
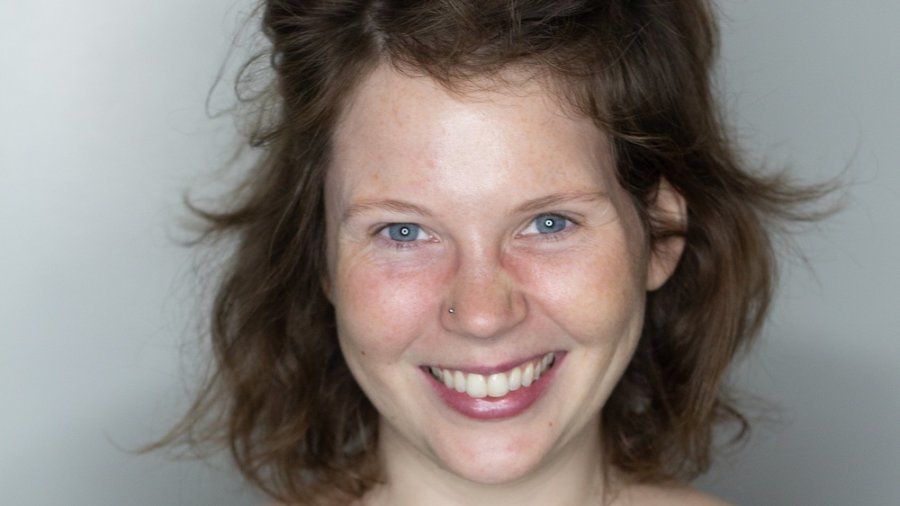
324, 64, 681, 485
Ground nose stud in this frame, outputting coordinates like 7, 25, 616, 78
448, 307, 455, 314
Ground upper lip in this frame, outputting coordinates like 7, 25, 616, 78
423, 351, 561, 375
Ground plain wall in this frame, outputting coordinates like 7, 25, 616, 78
1, 1, 897, 505
694, 2, 900, 504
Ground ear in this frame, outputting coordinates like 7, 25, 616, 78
646, 178, 687, 291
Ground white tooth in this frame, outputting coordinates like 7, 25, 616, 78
439, 356, 556, 395
508, 367, 522, 391
442, 369, 454, 388
522, 363, 534, 386
543, 353, 554, 370
466, 373, 487, 398
486, 373, 509, 397
454, 371, 466, 392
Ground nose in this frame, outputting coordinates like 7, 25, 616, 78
442, 251, 527, 339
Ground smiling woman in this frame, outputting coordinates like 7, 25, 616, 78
155, 1, 826, 505
326, 66, 675, 491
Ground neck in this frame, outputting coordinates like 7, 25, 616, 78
364, 418, 614, 506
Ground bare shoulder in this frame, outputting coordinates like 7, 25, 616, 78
615, 483, 732, 506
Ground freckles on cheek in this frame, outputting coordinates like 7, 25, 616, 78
520, 247, 645, 339
337, 262, 437, 352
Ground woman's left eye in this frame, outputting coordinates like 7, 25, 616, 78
522, 213, 571, 236
381, 223, 426, 242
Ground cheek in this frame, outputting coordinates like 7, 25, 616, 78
513, 235, 648, 344
333, 254, 445, 361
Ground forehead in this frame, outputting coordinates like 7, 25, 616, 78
335, 64, 588, 138
328, 64, 614, 197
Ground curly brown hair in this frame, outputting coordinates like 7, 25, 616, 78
158, 1, 828, 504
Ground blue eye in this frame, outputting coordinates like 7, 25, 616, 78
385, 223, 422, 242
531, 214, 569, 234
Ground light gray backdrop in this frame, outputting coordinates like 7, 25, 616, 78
1, 1, 897, 505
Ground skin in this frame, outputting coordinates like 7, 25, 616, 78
322, 64, 717, 505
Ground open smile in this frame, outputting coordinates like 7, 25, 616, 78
422, 352, 564, 420
426, 352, 557, 399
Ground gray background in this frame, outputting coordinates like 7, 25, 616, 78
1, 1, 897, 504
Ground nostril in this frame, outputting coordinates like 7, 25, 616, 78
444, 268, 527, 338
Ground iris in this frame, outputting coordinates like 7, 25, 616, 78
387, 223, 420, 241
534, 214, 567, 234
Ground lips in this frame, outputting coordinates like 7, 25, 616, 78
423, 352, 563, 420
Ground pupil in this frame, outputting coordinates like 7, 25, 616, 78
388, 223, 419, 242
544, 219, 554, 228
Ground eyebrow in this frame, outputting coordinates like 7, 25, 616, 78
342, 199, 433, 224
341, 190, 609, 224
512, 190, 609, 215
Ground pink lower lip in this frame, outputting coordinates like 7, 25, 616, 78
425, 353, 564, 420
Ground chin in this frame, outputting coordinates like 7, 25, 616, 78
417, 413, 573, 486
435, 441, 549, 485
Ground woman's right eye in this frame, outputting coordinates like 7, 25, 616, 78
381, 223, 424, 242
